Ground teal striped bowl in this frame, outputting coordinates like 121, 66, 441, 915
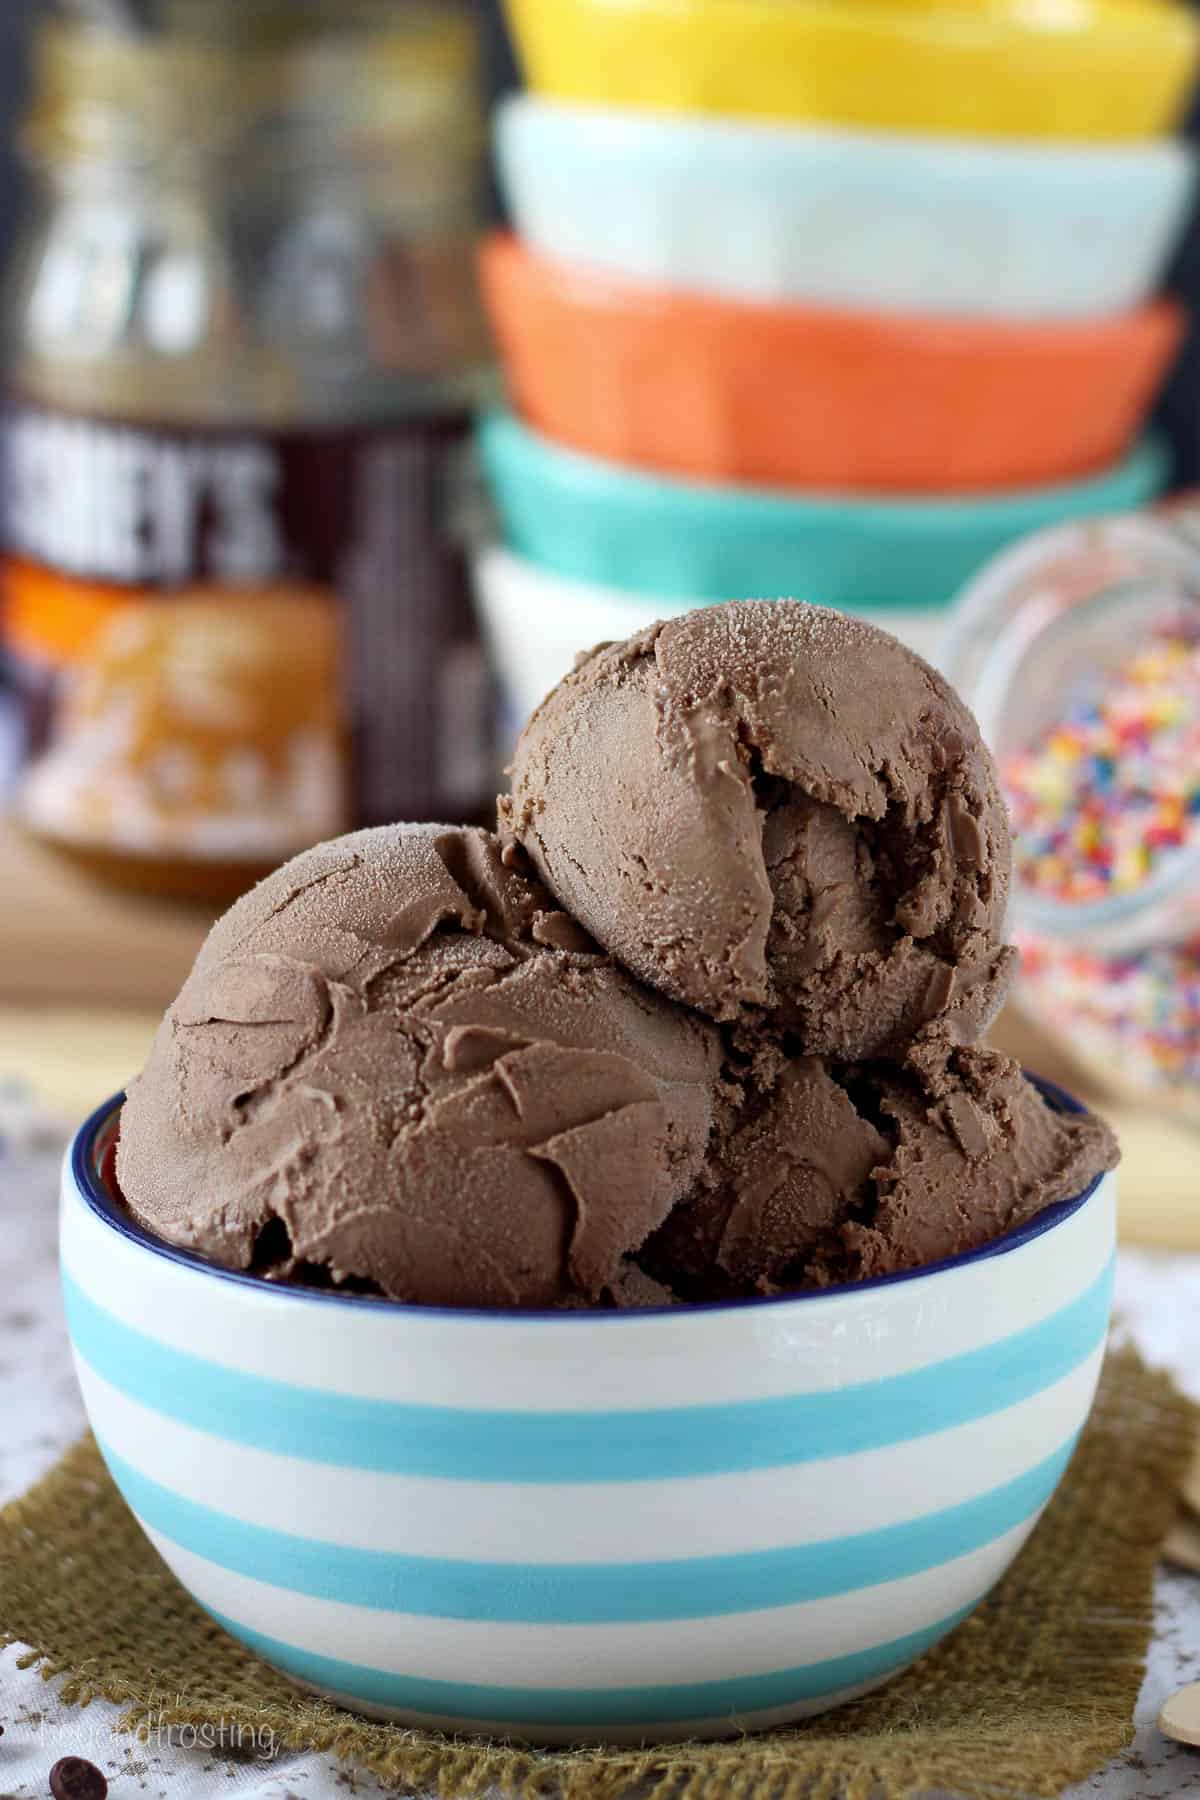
62, 1088, 1115, 1746
478, 411, 1168, 612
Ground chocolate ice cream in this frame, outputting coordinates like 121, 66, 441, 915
640, 1054, 889, 1300
116, 597, 1117, 1314
502, 601, 1016, 1059
818, 1040, 1119, 1284
117, 824, 721, 1308
642, 1039, 1117, 1301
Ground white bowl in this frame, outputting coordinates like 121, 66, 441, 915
495, 96, 1198, 319
474, 547, 952, 748
63, 1091, 1115, 1745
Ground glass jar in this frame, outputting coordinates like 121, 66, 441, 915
943, 507, 1200, 1119
2, 3, 495, 900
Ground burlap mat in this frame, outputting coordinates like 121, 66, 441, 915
0, 1346, 1194, 1800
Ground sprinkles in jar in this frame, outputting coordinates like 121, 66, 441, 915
943, 510, 1200, 1117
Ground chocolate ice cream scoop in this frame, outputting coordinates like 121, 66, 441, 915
502, 600, 1016, 1059
640, 1055, 889, 1300
820, 1040, 1120, 1284
642, 1037, 1117, 1302
117, 824, 722, 1308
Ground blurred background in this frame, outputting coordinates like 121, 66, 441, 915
0, 4, 519, 329
2, 0, 1200, 1255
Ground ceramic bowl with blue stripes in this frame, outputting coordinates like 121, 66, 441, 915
61, 1086, 1116, 1747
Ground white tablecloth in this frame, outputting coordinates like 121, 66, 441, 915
2, 1099, 1198, 1800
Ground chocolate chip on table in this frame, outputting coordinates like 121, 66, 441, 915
1161, 1681, 1200, 1747
48, 1758, 108, 1800
1163, 1512, 1200, 1573
1181, 1444, 1200, 1519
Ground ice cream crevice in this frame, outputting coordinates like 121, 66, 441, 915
248, 1211, 295, 1274
639, 1054, 890, 1299
429, 826, 532, 943
530, 910, 598, 954
249, 1206, 388, 1297
178, 1014, 302, 1030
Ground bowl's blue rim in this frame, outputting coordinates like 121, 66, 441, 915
68, 1074, 1109, 1323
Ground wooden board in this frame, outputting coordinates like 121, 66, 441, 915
990, 1008, 1200, 1253
0, 820, 213, 1010
0, 1005, 157, 1118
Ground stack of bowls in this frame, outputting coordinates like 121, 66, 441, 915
477, 0, 1199, 736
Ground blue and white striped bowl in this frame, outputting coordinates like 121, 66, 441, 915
61, 1088, 1116, 1746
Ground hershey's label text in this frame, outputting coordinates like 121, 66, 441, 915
4, 410, 285, 585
